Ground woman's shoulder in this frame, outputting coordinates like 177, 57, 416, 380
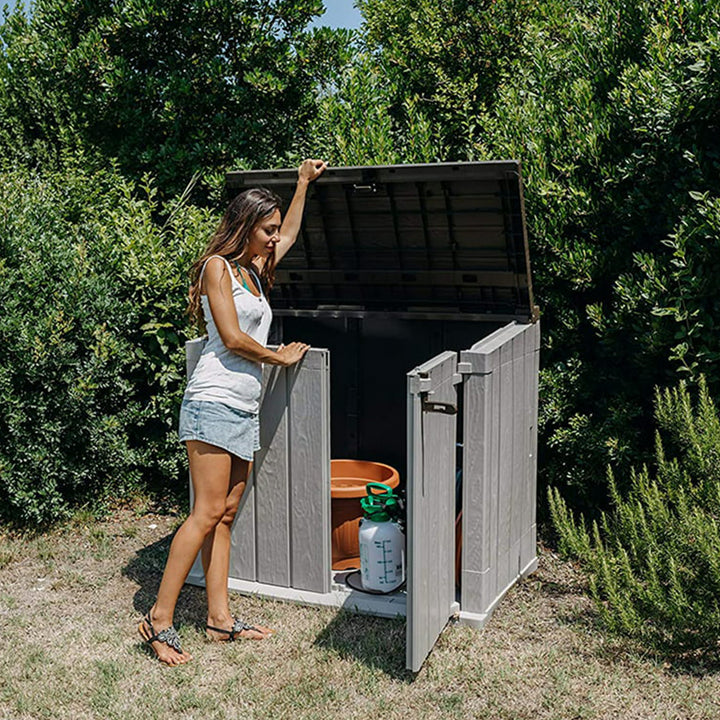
204, 255, 233, 274
202, 256, 234, 291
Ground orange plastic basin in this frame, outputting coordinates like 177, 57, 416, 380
330, 459, 400, 570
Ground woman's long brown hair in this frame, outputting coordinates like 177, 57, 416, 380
188, 187, 282, 328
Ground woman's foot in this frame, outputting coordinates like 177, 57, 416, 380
205, 613, 274, 641
138, 609, 194, 666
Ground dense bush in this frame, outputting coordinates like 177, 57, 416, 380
299, 51, 441, 166
328, 0, 720, 513
359, 0, 533, 155
549, 377, 720, 654
1, 0, 719, 524
0, 161, 214, 523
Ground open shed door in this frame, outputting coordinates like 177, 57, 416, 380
404, 320, 539, 670
459, 321, 539, 623
406, 351, 459, 672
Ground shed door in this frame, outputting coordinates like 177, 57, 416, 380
459, 321, 539, 620
233, 347, 332, 592
406, 351, 459, 672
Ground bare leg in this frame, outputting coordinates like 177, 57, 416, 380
203, 456, 273, 640
139, 440, 232, 665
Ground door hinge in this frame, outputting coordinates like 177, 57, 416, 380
409, 375, 433, 394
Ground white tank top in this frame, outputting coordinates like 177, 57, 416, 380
184, 255, 273, 414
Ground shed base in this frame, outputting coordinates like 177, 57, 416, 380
186, 554, 536, 625
457, 554, 538, 629
185, 567, 409, 619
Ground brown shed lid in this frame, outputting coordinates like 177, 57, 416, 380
225, 161, 537, 321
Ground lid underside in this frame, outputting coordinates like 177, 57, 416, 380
226, 161, 536, 321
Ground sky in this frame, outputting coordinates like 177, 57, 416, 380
311, 0, 364, 30
4, 0, 365, 28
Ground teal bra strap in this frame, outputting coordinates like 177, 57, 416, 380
232, 260, 263, 296
248, 267, 264, 296
232, 260, 252, 292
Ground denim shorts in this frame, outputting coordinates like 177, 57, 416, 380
178, 399, 261, 461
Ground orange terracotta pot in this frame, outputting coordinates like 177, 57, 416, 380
330, 459, 400, 571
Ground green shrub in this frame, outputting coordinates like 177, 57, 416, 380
549, 376, 720, 653
3, 0, 719, 523
0, 161, 214, 524
344, 0, 720, 514
300, 51, 442, 167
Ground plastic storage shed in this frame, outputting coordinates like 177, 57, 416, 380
186, 161, 540, 672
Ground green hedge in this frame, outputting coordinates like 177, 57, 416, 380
0, 162, 214, 523
314, 0, 720, 515
2, 0, 719, 525
549, 377, 720, 654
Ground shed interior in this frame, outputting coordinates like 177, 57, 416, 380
273, 316, 503, 480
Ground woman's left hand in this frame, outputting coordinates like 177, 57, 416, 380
298, 159, 327, 184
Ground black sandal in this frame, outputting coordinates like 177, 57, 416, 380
205, 617, 273, 641
139, 614, 184, 655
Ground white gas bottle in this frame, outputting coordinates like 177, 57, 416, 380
358, 482, 405, 592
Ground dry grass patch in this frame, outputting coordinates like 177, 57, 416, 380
1, 511, 720, 719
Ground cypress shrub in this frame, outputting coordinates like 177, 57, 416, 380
549, 377, 720, 653
0, 161, 214, 524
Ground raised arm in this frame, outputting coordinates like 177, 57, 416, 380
203, 257, 308, 366
272, 159, 327, 266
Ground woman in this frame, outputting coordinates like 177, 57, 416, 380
139, 158, 327, 666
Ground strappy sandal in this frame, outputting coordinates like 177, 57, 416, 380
205, 617, 274, 641
139, 614, 184, 657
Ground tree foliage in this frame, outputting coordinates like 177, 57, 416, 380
0, 0, 350, 194
1, 0, 719, 523
329, 0, 720, 512
359, 0, 533, 156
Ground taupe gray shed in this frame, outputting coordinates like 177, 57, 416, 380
186, 161, 540, 673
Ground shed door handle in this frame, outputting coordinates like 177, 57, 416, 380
422, 400, 457, 415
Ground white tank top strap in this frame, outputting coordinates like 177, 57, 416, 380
199, 255, 239, 288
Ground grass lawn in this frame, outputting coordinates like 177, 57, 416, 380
1, 508, 719, 720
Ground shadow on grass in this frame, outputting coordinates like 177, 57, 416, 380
122, 530, 208, 634
538, 573, 720, 678
535, 578, 589, 597
662, 652, 720, 678
312, 610, 415, 682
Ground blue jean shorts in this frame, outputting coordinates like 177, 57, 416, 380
178, 399, 261, 461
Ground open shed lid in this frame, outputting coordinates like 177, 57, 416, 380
226, 161, 538, 322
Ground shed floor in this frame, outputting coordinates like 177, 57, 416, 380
186, 564, 408, 618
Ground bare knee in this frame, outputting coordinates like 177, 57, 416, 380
218, 500, 240, 528
190, 505, 226, 535
218, 482, 246, 527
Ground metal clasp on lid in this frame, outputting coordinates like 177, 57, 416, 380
352, 183, 378, 193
